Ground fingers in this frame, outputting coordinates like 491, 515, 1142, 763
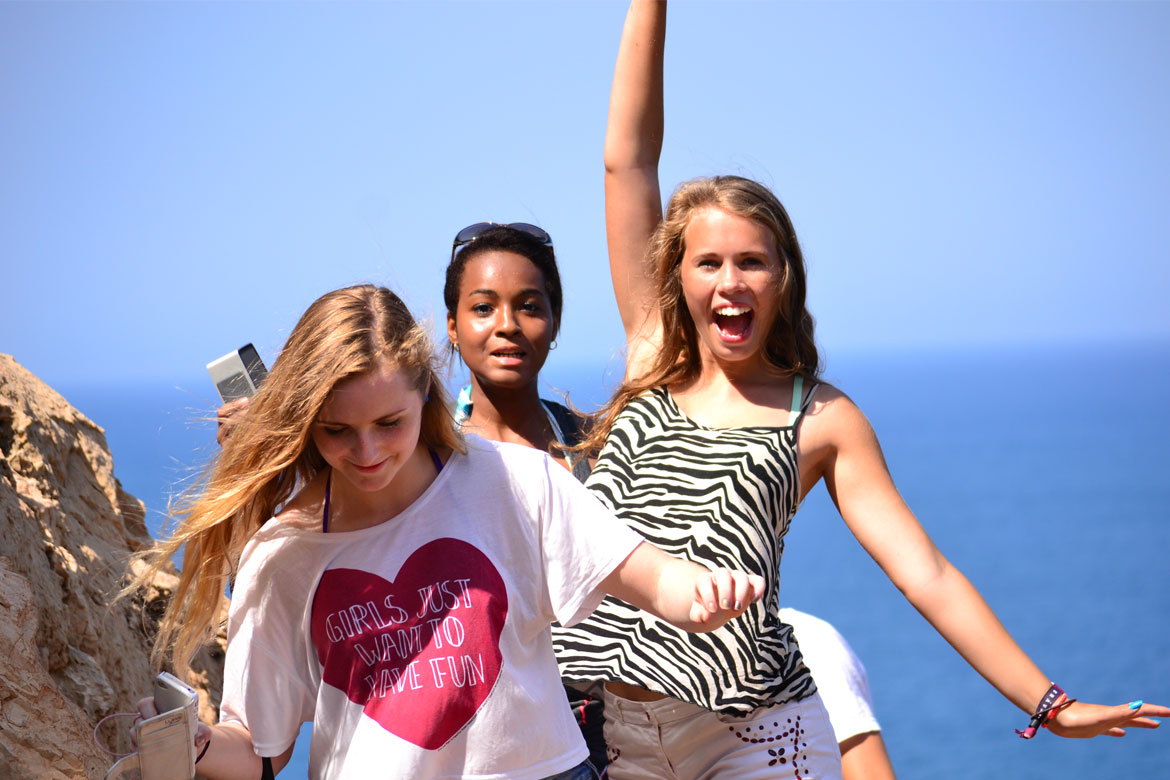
689, 566, 769, 629
218, 397, 250, 421
698, 568, 763, 616
1050, 699, 1167, 739
1130, 701, 1169, 718
195, 721, 212, 748
688, 600, 711, 625
727, 571, 765, 611
732, 570, 750, 612
1113, 701, 1165, 726
1125, 718, 1162, 730
1120, 701, 1166, 730
712, 567, 734, 610
129, 696, 158, 750
694, 569, 717, 615
748, 574, 765, 604
216, 397, 251, 445
136, 696, 159, 719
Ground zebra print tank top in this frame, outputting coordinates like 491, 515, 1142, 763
553, 381, 817, 715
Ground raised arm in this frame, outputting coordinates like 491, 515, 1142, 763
605, 0, 667, 365
800, 388, 1168, 738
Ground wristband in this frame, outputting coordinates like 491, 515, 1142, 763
1016, 683, 1075, 739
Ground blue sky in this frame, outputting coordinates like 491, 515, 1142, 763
3, 1, 1168, 392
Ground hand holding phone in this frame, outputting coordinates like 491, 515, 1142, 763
216, 396, 251, 446
134, 672, 200, 780
207, 343, 268, 403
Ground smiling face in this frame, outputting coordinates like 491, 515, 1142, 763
679, 207, 784, 373
446, 249, 556, 393
311, 361, 428, 495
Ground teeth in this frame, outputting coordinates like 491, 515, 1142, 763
715, 306, 750, 317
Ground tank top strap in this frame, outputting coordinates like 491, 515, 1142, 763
788, 375, 821, 427
787, 376, 804, 427
541, 400, 567, 446
542, 399, 592, 482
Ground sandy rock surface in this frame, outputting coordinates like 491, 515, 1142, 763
0, 354, 225, 779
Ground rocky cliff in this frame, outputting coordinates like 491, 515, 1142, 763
0, 355, 225, 779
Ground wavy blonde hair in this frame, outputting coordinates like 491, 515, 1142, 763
583, 176, 820, 453
128, 285, 462, 677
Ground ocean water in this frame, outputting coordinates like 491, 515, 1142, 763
60, 342, 1170, 779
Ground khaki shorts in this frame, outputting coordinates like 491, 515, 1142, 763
602, 688, 842, 780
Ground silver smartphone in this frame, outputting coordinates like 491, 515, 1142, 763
133, 672, 199, 780
207, 343, 268, 403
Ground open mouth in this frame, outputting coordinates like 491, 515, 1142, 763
713, 305, 754, 341
491, 348, 527, 363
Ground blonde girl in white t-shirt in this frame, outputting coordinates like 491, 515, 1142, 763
126, 284, 764, 780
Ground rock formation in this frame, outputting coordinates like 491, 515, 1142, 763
0, 355, 225, 779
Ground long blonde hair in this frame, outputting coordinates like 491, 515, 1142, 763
583, 176, 820, 453
130, 284, 462, 677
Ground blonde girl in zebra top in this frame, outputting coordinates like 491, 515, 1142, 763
552, 3, 1167, 779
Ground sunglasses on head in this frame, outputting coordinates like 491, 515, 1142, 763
451, 222, 553, 261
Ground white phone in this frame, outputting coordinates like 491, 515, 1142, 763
207, 343, 268, 403
133, 672, 200, 780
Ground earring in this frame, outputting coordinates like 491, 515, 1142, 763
452, 344, 460, 353
549, 340, 558, 350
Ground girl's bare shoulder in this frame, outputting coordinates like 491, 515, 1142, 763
271, 473, 327, 530
800, 382, 877, 447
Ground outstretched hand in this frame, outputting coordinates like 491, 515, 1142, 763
1048, 700, 1167, 739
689, 567, 766, 626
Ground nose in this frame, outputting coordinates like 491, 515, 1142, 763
353, 431, 380, 463
716, 263, 746, 294
494, 305, 520, 336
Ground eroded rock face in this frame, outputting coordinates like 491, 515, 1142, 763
0, 354, 225, 779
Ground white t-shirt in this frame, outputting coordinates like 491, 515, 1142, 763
779, 608, 881, 743
220, 436, 643, 780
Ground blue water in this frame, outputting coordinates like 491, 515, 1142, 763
61, 342, 1170, 778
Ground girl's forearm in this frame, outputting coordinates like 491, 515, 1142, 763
602, 542, 762, 632
902, 559, 1051, 713
196, 722, 291, 780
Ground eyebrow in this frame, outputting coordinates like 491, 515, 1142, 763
466, 288, 546, 298
315, 409, 409, 426
690, 250, 771, 262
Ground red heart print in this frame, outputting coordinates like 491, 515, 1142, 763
310, 537, 508, 750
